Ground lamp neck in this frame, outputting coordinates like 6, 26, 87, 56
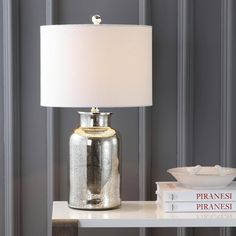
91, 107, 100, 113
78, 111, 112, 127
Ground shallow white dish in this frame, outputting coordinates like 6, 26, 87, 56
167, 165, 236, 189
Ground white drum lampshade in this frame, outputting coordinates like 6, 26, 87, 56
40, 24, 152, 107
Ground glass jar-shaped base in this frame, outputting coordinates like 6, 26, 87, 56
69, 111, 121, 210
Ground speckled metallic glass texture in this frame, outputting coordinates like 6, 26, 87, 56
69, 112, 121, 209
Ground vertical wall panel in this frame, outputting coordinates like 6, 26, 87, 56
139, 1, 151, 236
45, 0, 59, 235
230, 2, 236, 233
151, 0, 178, 191
220, 1, 234, 236
2, 0, 21, 235
0, 1, 4, 235
176, 1, 194, 236
220, 0, 233, 168
138, 0, 152, 203
231, 0, 236, 169
228, 1, 236, 229
20, 0, 46, 235
177, 0, 194, 167
151, 0, 178, 236
193, 0, 221, 165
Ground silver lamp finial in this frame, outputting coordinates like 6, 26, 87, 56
92, 15, 102, 25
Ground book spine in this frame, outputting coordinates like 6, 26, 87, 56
161, 201, 236, 212
156, 190, 236, 202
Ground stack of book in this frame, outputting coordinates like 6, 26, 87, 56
156, 182, 236, 212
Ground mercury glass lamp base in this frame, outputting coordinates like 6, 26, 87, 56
69, 110, 121, 210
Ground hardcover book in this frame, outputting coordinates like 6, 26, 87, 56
156, 181, 236, 202
159, 201, 236, 212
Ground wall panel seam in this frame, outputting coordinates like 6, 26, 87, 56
220, 1, 233, 236
177, 0, 194, 167
3, 0, 21, 235
177, 0, 186, 167
177, 1, 194, 236
139, 1, 151, 236
138, 0, 150, 202
220, 0, 232, 167
46, 1, 59, 236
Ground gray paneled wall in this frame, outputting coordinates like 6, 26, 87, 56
0, 0, 236, 236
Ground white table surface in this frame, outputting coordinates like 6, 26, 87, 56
52, 201, 236, 228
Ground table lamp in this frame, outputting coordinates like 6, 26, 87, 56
40, 15, 152, 210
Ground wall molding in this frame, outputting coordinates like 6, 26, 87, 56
177, 1, 194, 236
177, 0, 194, 167
220, 0, 233, 168
138, 0, 151, 202
46, 0, 59, 236
139, 1, 151, 236
220, 1, 233, 236
3, 0, 20, 235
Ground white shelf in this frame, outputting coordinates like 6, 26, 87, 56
52, 201, 236, 228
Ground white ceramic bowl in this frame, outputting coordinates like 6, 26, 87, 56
167, 165, 236, 189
